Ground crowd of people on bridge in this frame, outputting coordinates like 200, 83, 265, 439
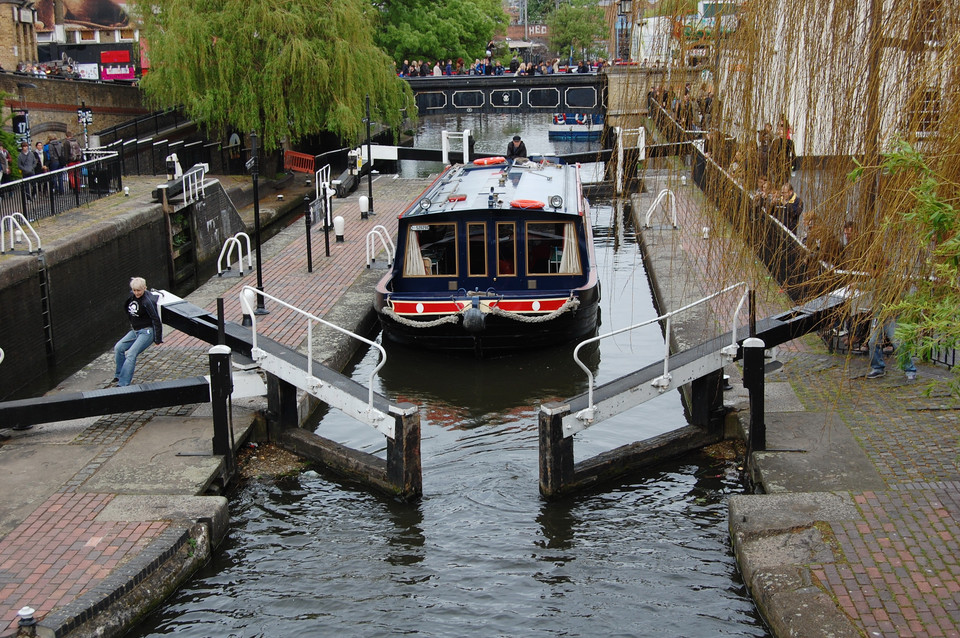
398, 56, 604, 78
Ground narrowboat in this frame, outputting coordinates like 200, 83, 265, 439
374, 157, 600, 356
548, 113, 604, 141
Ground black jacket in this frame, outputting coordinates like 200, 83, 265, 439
125, 290, 163, 344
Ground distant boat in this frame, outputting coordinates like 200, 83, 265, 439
548, 113, 604, 140
374, 157, 600, 356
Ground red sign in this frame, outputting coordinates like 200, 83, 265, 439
101, 50, 130, 64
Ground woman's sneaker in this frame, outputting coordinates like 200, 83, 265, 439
866, 369, 886, 379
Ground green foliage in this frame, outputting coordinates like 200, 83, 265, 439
133, 0, 415, 152
0, 92, 19, 178
376, 0, 507, 63
547, 0, 607, 59
850, 140, 960, 393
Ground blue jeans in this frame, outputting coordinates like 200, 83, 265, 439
868, 317, 916, 374
114, 328, 155, 386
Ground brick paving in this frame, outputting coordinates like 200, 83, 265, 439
0, 173, 428, 636
660, 176, 960, 637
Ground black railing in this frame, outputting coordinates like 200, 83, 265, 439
0, 152, 123, 222
95, 108, 187, 146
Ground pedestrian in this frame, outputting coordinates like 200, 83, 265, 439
17, 141, 38, 199
767, 123, 796, 187
46, 134, 66, 194
866, 315, 917, 380
506, 135, 527, 161
113, 277, 163, 387
772, 182, 803, 233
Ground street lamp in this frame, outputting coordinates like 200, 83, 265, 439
618, 0, 634, 61
363, 94, 374, 218
248, 132, 268, 315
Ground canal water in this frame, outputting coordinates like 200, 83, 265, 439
130, 114, 768, 637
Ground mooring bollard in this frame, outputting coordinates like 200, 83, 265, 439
208, 345, 235, 480
742, 337, 766, 452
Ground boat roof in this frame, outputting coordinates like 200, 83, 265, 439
401, 160, 584, 218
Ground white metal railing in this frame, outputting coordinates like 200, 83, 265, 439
314, 163, 331, 201
182, 163, 209, 204
644, 189, 678, 228
441, 129, 471, 165
572, 282, 749, 424
0, 213, 41, 254
217, 232, 252, 276
366, 225, 395, 267
239, 285, 387, 420
614, 126, 646, 195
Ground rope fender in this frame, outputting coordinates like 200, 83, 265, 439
382, 306, 462, 328
487, 297, 580, 323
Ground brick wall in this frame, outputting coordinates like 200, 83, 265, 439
0, 72, 146, 139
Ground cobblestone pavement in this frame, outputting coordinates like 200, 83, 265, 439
0, 172, 427, 634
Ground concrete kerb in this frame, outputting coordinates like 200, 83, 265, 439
729, 492, 863, 638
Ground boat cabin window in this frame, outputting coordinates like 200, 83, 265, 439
403, 223, 458, 277
526, 222, 581, 275
467, 223, 487, 276
497, 223, 516, 276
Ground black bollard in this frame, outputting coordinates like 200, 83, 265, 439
304, 194, 313, 273
321, 182, 331, 257
208, 345, 235, 480
216, 297, 225, 345
742, 337, 766, 452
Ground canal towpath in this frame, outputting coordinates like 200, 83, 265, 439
0, 167, 956, 638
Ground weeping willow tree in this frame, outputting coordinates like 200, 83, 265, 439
133, 0, 415, 152
609, 0, 960, 387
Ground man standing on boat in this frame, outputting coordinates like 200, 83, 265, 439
506, 135, 527, 161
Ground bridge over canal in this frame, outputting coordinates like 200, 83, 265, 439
405, 67, 705, 127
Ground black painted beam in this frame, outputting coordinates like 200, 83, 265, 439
0, 377, 210, 430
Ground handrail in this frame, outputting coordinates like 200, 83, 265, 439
572, 282, 748, 424
217, 232, 252, 276
366, 225, 395, 267
239, 285, 387, 415
644, 189, 678, 228
182, 163, 208, 204
0, 213, 41, 253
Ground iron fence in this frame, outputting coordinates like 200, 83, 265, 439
0, 152, 122, 222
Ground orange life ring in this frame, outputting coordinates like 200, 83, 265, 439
473, 156, 507, 166
510, 199, 545, 210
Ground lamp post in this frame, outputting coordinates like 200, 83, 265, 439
363, 94, 374, 218
248, 132, 268, 315
618, 0, 633, 61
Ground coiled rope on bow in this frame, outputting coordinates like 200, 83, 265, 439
486, 297, 580, 323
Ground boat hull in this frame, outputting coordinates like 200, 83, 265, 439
375, 286, 600, 356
